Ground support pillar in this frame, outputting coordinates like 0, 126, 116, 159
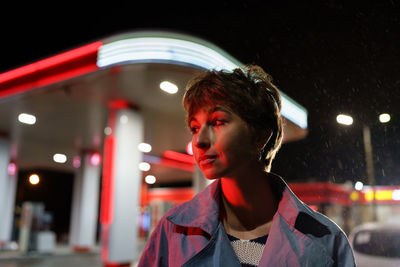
69, 152, 101, 251
0, 138, 17, 247
101, 108, 143, 266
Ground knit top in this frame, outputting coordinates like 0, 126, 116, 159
227, 234, 268, 267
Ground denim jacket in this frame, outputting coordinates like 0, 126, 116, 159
138, 174, 355, 267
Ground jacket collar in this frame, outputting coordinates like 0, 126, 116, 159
167, 179, 222, 235
166, 173, 307, 236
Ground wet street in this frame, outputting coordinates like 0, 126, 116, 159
0, 245, 140, 267
0, 253, 103, 267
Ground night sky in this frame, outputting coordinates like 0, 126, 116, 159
2, 0, 400, 185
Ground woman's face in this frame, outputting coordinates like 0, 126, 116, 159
189, 105, 257, 179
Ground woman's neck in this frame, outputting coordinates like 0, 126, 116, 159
220, 171, 278, 239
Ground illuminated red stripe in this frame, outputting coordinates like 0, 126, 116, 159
289, 182, 352, 206
159, 157, 195, 172
100, 135, 116, 224
162, 150, 194, 164
0, 41, 102, 98
147, 188, 195, 205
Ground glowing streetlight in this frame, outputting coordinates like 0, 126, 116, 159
336, 114, 353, 126
336, 113, 377, 221
379, 113, 391, 123
355, 181, 364, 191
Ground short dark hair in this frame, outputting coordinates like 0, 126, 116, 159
183, 64, 283, 172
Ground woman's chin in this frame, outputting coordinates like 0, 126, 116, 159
201, 169, 223, 180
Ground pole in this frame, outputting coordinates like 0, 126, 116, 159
362, 125, 377, 221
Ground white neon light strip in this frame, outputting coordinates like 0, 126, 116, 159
97, 37, 238, 70
97, 37, 308, 129
280, 92, 308, 129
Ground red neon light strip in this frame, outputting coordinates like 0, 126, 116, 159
0, 41, 102, 98
159, 157, 195, 172
289, 183, 352, 206
0, 41, 102, 83
100, 135, 116, 224
146, 188, 195, 206
0, 64, 98, 98
162, 150, 195, 164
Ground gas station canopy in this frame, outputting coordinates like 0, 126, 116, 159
0, 31, 308, 184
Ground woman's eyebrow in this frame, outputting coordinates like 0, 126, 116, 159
209, 106, 230, 114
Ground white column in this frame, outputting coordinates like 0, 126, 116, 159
69, 152, 101, 250
0, 138, 17, 245
103, 108, 143, 265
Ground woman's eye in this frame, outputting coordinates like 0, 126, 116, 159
190, 126, 199, 134
213, 119, 226, 126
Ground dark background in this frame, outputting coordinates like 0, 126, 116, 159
2, 0, 400, 187
15, 170, 73, 241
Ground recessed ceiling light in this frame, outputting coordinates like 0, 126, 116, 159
145, 175, 156, 184
160, 81, 178, 94
18, 113, 36, 125
138, 162, 151, 171
138, 143, 152, 153
53, 153, 67, 163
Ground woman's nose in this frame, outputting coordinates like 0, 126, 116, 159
194, 126, 211, 149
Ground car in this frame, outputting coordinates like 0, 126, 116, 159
348, 222, 400, 267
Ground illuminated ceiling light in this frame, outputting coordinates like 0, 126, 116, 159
53, 153, 67, 163
104, 126, 112, 135
138, 162, 151, 171
354, 181, 364, 191
145, 175, 156, 184
120, 115, 128, 124
18, 113, 36, 125
379, 113, 391, 123
160, 81, 178, 94
29, 174, 40, 185
336, 114, 353, 126
138, 143, 152, 153
90, 152, 102, 166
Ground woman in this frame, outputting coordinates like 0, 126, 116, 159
138, 65, 355, 266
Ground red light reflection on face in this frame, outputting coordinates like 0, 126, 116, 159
190, 106, 255, 180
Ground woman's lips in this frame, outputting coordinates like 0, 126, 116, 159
199, 155, 218, 166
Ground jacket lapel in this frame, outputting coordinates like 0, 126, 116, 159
259, 177, 334, 266
182, 223, 241, 267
